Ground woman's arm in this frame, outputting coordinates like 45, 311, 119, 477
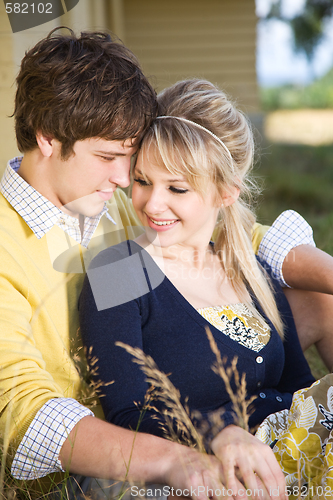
79, 267, 167, 437
268, 274, 316, 394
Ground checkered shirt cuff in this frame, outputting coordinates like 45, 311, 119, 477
11, 398, 94, 480
258, 210, 316, 287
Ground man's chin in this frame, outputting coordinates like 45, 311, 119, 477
62, 199, 105, 218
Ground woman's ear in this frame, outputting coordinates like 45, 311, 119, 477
221, 186, 240, 207
36, 131, 54, 158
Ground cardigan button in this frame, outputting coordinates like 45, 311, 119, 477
256, 356, 263, 364
257, 381, 262, 388
259, 392, 266, 398
276, 396, 283, 402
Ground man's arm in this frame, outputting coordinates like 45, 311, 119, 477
254, 210, 333, 294
60, 416, 227, 500
282, 244, 333, 294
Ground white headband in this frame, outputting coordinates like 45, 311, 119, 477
155, 115, 233, 165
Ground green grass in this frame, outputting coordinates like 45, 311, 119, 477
254, 141, 333, 377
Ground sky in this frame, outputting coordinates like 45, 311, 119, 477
256, 0, 333, 86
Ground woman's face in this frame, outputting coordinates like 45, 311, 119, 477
132, 150, 221, 249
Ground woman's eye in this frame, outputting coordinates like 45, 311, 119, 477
133, 177, 149, 186
169, 186, 189, 194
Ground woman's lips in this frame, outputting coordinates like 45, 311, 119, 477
146, 214, 180, 231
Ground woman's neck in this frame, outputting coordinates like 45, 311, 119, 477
134, 233, 244, 309
135, 234, 213, 271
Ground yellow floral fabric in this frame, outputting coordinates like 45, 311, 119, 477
197, 303, 271, 352
256, 374, 333, 498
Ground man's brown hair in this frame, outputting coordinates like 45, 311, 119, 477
14, 28, 157, 158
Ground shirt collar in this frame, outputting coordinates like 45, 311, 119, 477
0, 157, 115, 242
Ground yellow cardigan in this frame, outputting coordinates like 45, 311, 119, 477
0, 190, 268, 456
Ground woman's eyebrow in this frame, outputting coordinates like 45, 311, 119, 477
135, 168, 187, 183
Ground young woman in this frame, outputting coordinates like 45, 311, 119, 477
79, 79, 317, 497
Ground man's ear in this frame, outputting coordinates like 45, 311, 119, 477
221, 186, 240, 207
36, 132, 54, 157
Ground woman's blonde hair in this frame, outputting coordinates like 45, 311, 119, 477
139, 79, 284, 338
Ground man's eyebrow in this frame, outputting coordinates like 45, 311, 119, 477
94, 150, 127, 156
95, 147, 137, 156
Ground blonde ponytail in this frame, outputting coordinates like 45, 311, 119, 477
215, 200, 284, 338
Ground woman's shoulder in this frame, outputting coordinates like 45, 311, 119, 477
85, 240, 165, 311
88, 240, 143, 270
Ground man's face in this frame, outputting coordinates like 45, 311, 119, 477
48, 137, 137, 217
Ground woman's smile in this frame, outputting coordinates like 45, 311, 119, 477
145, 214, 180, 230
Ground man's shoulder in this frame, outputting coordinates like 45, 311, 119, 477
0, 193, 36, 262
108, 189, 140, 226
0, 193, 25, 232
251, 222, 270, 254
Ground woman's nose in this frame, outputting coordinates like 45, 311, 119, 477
144, 188, 168, 214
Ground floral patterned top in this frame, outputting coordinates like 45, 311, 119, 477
197, 303, 271, 352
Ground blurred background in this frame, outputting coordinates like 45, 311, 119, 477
0, 0, 332, 374
255, 0, 333, 253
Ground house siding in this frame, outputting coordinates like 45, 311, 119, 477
124, 0, 259, 112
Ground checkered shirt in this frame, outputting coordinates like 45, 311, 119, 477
0, 157, 115, 248
1, 157, 117, 480
11, 399, 93, 480
258, 209, 316, 287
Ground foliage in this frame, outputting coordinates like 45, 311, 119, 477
262, 0, 333, 60
260, 67, 333, 110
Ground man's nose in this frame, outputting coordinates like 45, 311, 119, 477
109, 158, 131, 188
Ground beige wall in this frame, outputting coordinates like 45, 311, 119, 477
0, 0, 258, 176
0, 2, 17, 174
124, 0, 259, 113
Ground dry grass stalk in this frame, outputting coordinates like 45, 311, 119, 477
205, 326, 256, 432
115, 342, 206, 453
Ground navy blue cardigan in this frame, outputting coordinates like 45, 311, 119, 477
79, 240, 314, 440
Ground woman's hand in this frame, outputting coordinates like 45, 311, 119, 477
210, 425, 287, 500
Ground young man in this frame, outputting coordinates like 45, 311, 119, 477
0, 28, 231, 499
